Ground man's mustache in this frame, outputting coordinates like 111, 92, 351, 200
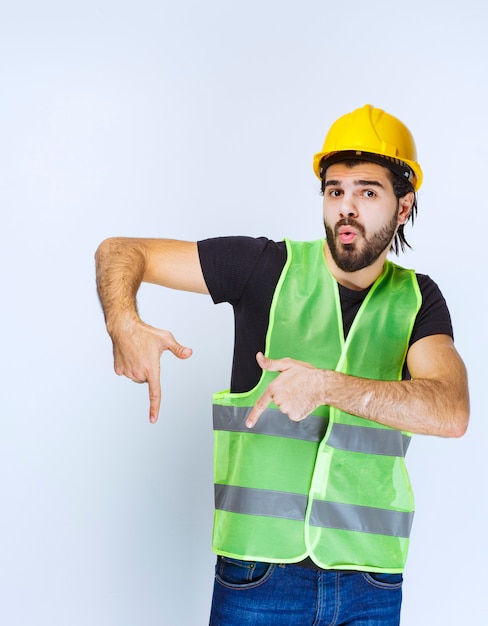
334, 217, 366, 237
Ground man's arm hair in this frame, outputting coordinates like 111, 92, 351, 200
94, 237, 209, 422
246, 335, 469, 438
323, 334, 469, 437
95, 237, 208, 330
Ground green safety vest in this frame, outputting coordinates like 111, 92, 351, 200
212, 239, 421, 573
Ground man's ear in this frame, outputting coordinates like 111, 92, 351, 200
398, 191, 414, 225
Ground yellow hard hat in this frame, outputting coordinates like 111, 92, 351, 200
313, 104, 423, 191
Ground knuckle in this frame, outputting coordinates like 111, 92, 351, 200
160, 329, 174, 342
128, 368, 147, 383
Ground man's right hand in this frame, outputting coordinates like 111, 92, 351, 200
110, 319, 193, 423
95, 238, 207, 423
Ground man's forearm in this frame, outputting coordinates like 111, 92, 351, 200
247, 347, 469, 437
321, 369, 468, 438
95, 237, 146, 334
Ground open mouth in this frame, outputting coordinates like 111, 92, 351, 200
338, 226, 358, 244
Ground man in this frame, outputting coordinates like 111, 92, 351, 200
95, 104, 469, 625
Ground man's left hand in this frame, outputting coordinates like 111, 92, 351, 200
246, 352, 325, 428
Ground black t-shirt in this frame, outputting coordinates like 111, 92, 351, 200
198, 236, 454, 393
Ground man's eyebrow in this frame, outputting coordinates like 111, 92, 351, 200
356, 179, 385, 188
324, 179, 385, 188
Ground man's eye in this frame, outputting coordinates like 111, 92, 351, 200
329, 189, 342, 197
364, 190, 376, 198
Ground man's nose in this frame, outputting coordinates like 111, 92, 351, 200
339, 195, 358, 218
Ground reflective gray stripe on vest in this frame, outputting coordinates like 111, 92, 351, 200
214, 405, 409, 456
327, 423, 411, 457
214, 484, 308, 521
213, 405, 328, 442
215, 484, 413, 538
310, 500, 414, 538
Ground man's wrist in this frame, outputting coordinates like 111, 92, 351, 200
317, 368, 332, 407
106, 311, 141, 339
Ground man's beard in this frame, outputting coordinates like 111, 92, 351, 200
324, 209, 399, 273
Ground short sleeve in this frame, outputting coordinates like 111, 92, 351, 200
197, 236, 271, 305
411, 274, 454, 344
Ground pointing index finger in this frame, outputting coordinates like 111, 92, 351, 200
147, 369, 162, 424
246, 388, 272, 428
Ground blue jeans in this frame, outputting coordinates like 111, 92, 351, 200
209, 557, 402, 625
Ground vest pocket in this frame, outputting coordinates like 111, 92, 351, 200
215, 556, 276, 589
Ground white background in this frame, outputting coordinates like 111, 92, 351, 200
1, 1, 486, 624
